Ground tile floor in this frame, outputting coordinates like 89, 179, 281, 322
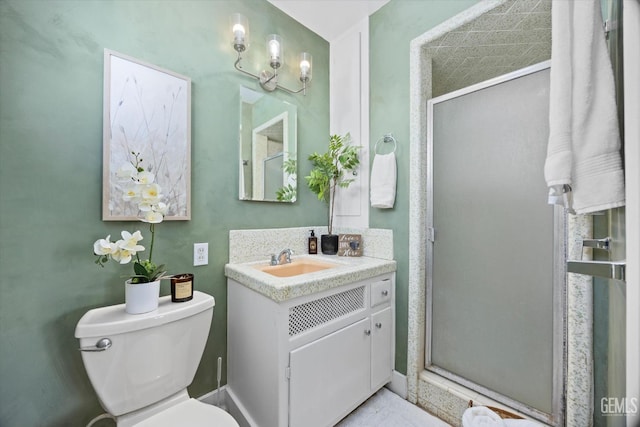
335, 387, 452, 427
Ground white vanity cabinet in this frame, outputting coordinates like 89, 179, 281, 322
227, 273, 395, 427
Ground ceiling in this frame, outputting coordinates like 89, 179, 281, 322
267, 0, 551, 97
267, 0, 390, 42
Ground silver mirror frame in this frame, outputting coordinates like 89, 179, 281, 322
238, 86, 297, 203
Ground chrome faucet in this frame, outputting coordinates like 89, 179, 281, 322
270, 248, 293, 265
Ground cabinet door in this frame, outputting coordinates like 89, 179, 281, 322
289, 318, 370, 427
371, 307, 393, 390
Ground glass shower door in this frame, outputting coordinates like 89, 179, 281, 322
426, 62, 564, 425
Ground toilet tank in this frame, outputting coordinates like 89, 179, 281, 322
75, 291, 214, 416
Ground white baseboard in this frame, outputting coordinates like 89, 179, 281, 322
386, 370, 408, 399
224, 387, 256, 427
198, 386, 250, 426
198, 386, 226, 406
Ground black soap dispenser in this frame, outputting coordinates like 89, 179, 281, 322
308, 229, 318, 254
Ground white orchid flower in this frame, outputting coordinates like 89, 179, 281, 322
138, 201, 152, 212
111, 247, 134, 264
93, 157, 168, 277
122, 185, 141, 202
93, 235, 117, 256
140, 184, 162, 205
156, 202, 168, 215
118, 230, 145, 253
142, 210, 164, 224
116, 163, 137, 181
136, 171, 155, 184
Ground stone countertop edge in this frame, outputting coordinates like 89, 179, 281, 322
224, 255, 397, 303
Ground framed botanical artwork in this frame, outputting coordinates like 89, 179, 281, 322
102, 49, 191, 220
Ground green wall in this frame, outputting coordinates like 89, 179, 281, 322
0, 0, 494, 424
0, 1, 328, 425
369, 0, 479, 374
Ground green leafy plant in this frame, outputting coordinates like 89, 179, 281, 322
93, 152, 169, 284
305, 133, 360, 235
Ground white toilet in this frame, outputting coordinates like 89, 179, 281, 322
75, 291, 239, 427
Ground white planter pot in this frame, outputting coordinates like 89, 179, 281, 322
125, 279, 160, 314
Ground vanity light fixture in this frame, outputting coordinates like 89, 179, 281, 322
231, 13, 312, 95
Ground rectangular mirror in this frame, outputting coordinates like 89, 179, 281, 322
239, 86, 297, 202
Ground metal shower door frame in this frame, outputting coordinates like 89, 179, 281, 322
424, 61, 566, 426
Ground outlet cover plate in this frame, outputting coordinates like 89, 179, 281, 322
194, 243, 208, 266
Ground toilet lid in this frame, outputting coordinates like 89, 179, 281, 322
134, 399, 239, 427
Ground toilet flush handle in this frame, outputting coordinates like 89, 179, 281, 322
79, 337, 112, 352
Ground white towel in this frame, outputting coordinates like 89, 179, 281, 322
462, 406, 505, 427
370, 152, 396, 208
544, 0, 625, 214
504, 419, 543, 427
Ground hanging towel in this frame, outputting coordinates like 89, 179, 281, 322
462, 406, 505, 427
370, 152, 396, 208
544, 0, 625, 214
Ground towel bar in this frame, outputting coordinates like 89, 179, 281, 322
374, 133, 397, 155
567, 260, 626, 282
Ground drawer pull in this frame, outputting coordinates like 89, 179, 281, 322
381, 290, 389, 296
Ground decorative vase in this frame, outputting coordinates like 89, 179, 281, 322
320, 234, 339, 255
125, 279, 160, 314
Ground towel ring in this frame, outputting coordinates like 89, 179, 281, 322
374, 134, 397, 155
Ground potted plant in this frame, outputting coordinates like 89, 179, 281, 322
305, 133, 360, 254
92, 152, 170, 314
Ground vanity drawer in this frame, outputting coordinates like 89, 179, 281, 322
370, 279, 392, 307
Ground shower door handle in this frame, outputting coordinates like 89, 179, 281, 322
567, 260, 626, 282
582, 237, 611, 250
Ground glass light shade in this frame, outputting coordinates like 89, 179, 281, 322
266, 34, 283, 69
299, 52, 312, 82
231, 13, 249, 52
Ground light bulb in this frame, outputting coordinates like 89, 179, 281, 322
266, 34, 283, 68
299, 52, 312, 82
269, 40, 280, 60
230, 13, 248, 52
233, 23, 245, 44
300, 60, 310, 75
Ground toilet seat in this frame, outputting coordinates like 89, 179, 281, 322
133, 398, 239, 427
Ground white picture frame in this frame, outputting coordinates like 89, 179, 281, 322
102, 49, 191, 220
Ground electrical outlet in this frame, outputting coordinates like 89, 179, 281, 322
193, 243, 208, 266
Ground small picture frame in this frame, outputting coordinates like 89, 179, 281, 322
338, 234, 363, 257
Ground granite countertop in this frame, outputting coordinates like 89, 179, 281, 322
225, 255, 397, 303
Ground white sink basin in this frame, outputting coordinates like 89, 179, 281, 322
257, 258, 338, 277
